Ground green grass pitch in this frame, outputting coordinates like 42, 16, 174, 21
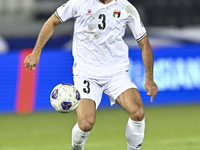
0, 104, 200, 150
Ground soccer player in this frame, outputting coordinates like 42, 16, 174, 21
24, 0, 158, 149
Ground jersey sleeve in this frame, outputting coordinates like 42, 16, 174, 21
55, 0, 80, 23
127, 4, 147, 42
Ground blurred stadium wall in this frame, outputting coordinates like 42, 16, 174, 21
0, 0, 200, 113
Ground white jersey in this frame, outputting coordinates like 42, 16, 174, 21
56, 0, 146, 79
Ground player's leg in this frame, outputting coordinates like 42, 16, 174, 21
76, 99, 96, 131
72, 98, 96, 150
104, 72, 145, 150
72, 75, 103, 150
116, 88, 144, 121
116, 88, 145, 150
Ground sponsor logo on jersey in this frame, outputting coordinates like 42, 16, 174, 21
113, 11, 121, 18
86, 9, 92, 15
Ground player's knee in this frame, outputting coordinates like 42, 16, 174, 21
78, 116, 95, 132
133, 107, 144, 121
129, 102, 144, 121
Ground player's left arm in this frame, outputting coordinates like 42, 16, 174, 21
138, 36, 158, 102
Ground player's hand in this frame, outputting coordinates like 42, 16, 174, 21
144, 78, 158, 102
24, 52, 40, 70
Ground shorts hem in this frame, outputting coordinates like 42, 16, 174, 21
110, 86, 138, 106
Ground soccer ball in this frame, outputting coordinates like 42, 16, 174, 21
50, 83, 81, 113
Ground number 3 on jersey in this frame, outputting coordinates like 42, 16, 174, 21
98, 14, 106, 30
83, 80, 90, 94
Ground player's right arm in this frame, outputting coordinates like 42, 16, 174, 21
24, 13, 61, 70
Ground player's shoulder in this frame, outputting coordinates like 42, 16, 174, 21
117, 0, 138, 14
67, 0, 91, 10
116, 0, 138, 13
116, 0, 137, 10
78, 0, 93, 7
75, 0, 90, 4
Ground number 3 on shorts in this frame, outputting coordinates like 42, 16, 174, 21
83, 80, 90, 94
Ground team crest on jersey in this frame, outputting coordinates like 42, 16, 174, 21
113, 10, 121, 18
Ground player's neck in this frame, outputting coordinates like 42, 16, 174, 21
99, 0, 113, 4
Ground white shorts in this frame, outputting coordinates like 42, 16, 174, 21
73, 72, 137, 110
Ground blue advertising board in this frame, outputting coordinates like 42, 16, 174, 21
0, 44, 199, 113
128, 44, 200, 106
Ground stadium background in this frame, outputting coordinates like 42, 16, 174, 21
0, 1, 200, 150
0, 0, 199, 113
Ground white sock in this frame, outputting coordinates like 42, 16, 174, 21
72, 123, 90, 150
126, 118, 145, 150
